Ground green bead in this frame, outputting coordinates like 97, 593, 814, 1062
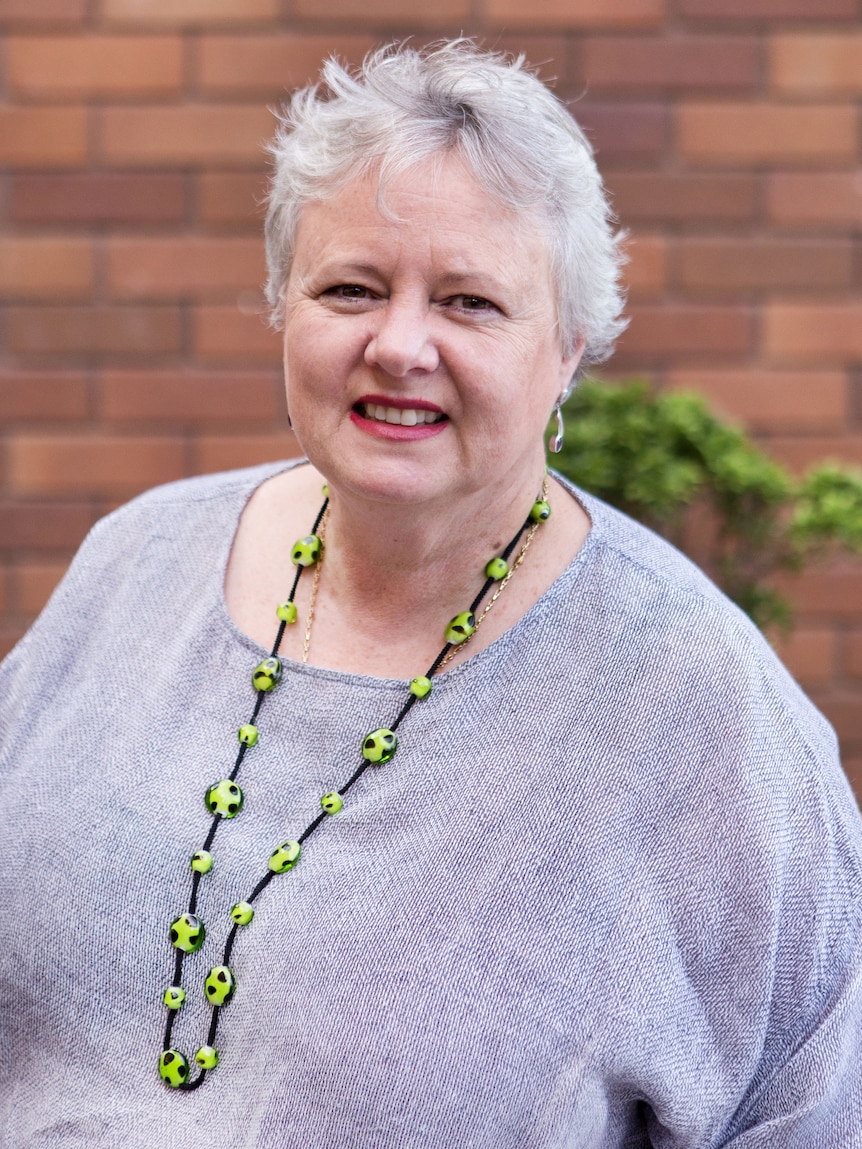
290, 534, 322, 567
445, 612, 476, 645
321, 790, 343, 815
530, 498, 551, 522
238, 723, 259, 746
362, 727, 397, 764
170, 913, 205, 953
231, 901, 254, 926
204, 965, 236, 1007
163, 985, 186, 1010
268, 839, 301, 873
485, 556, 509, 580
322, 483, 329, 497
159, 1048, 190, 1088
252, 656, 282, 693
205, 779, 244, 819
195, 1045, 219, 1070
409, 676, 432, 698
191, 849, 213, 874
276, 601, 298, 624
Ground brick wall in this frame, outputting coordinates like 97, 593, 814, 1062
1, 0, 861, 784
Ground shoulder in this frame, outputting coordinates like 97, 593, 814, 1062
553, 474, 851, 813
0, 462, 297, 690
90, 461, 295, 540
565, 475, 813, 696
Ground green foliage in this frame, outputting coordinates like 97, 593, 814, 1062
552, 378, 862, 631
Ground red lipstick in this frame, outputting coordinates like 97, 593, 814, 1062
351, 396, 448, 441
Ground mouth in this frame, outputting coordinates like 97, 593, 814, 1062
355, 402, 446, 427
350, 396, 449, 442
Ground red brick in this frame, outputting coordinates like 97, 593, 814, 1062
0, 107, 88, 169
665, 369, 847, 432
198, 34, 374, 95
0, 238, 94, 300
574, 102, 667, 161
100, 106, 275, 168
606, 172, 757, 223
106, 237, 263, 300
101, 0, 277, 23
767, 173, 862, 229
760, 435, 862, 474
6, 307, 181, 357
0, 371, 89, 421
778, 561, 862, 620
7, 36, 182, 99
194, 306, 282, 362
678, 238, 852, 294
10, 173, 187, 225
765, 303, 862, 362
199, 172, 267, 231
0, 0, 86, 23
771, 35, 862, 97
0, 501, 94, 551
582, 35, 758, 91
8, 434, 186, 497
773, 626, 836, 687
678, 103, 857, 166
12, 560, 68, 615
476, 37, 571, 88
194, 433, 300, 474
847, 631, 862, 679
680, 0, 857, 18
99, 370, 281, 424
292, 0, 468, 25
615, 304, 753, 362
623, 234, 667, 299
485, 0, 663, 29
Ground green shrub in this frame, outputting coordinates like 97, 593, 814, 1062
552, 378, 862, 630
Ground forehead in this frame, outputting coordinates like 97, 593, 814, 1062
291, 154, 553, 287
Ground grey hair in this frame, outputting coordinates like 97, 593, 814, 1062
264, 40, 627, 385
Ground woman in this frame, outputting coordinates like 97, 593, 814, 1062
1, 41, 861, 1147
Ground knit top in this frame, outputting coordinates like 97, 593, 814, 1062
1, 462, 861, 1148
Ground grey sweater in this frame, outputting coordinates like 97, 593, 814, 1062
1, 462, 861, 1148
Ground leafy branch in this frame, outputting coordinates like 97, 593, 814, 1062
552, 378, 862, 630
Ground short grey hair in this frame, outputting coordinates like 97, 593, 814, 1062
264, 40, 627, 379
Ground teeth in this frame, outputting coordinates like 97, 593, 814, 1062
361, 404, 441, 426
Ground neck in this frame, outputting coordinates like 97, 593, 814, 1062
318, 469, 547, 619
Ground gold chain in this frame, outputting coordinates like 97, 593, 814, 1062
301, 479, 546, 669
437, 511, 542, 669
302, 506, 328, 664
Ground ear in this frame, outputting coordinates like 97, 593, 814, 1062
558, 334, 586, 393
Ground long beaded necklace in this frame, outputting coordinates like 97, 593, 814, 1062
157, 477, 552, 1090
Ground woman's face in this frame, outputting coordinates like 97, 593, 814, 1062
282, 154, 583, 511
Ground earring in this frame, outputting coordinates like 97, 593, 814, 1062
548, 402, 564, 454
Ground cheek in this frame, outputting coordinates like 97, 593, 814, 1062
284, 315, 366, 397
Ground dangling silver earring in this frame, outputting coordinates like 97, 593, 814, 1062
549, 402, 564, 454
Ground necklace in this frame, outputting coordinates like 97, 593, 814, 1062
158, 477, 552, 1090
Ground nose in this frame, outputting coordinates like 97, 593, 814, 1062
364, 297, 439, 377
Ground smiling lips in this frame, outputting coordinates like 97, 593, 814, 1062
351, 398, 448, 441
358, 402, 444, 427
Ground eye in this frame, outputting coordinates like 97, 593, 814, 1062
448, 294, 499, 314
322, 284, 375, 301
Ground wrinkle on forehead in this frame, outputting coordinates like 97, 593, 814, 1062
290, 153, 556, 309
